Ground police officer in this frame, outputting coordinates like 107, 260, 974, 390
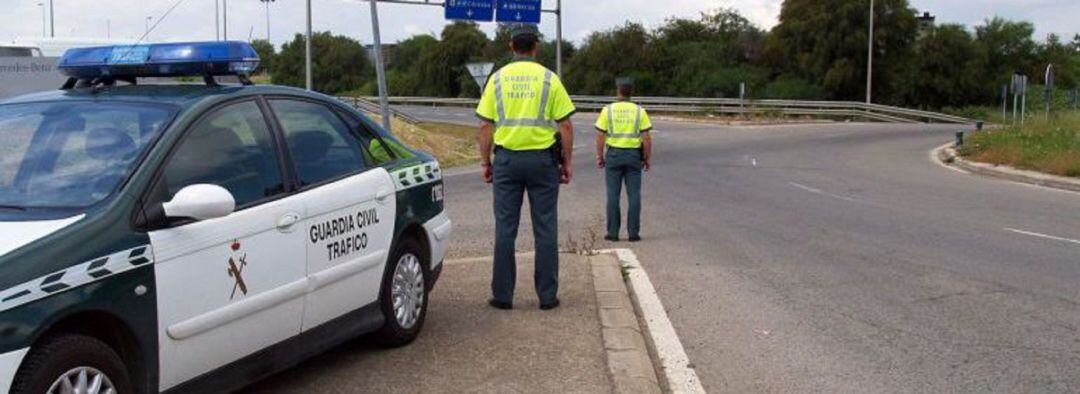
595, 78, 652, 242
476, 24, 576, 311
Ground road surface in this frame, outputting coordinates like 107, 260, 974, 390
401, 105, 1080, 393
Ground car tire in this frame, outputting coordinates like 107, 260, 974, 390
372, 237, 429, 348
11, 334, 133, 394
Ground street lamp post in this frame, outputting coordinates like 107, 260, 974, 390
866, 0, 875, 104
37, 3, 46, 38
260, 0, 275, 41
222, 0, 228, 40
305, 0, 312, 91
49, 0, 55, 38
215, 0, 220, 41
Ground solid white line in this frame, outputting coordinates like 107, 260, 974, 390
929, 143, 971, 175
605, 248, 706, 394
1004, 228, 1080, 246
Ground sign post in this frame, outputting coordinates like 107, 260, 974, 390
466, 62, 495, 90
369, 0, 392, 133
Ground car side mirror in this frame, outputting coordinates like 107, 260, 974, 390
162, 184, 235, 221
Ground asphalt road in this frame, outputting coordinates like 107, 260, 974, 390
401, 105, 1080, 393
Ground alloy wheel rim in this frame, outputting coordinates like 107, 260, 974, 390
391, 253, 425, 330
48, 366, 116, 394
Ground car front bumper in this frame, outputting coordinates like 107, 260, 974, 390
0, 347, 28, 393
423, 211, 452, 281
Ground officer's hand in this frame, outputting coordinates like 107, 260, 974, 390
643, 160, 651, 172
596, 157, 605, 169
560, 165, 573, 184
482, 164, 493, 184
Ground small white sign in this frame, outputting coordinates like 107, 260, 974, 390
466, 62, 495, 89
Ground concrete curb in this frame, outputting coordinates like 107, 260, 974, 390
935, 144, 1080, 193
600, 249, 707, 394
589, 253, 663, 394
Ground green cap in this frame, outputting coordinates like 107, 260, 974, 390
507, 23, 540, 41
616, 77, 634, 88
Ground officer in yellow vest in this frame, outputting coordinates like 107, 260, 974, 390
595, 78, 652, 242
476, 24, 576, 311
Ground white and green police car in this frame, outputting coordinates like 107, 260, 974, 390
0, 41, 451, 393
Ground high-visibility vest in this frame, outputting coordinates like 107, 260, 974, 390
599, 101, 649, 149
476, 61, 576, 151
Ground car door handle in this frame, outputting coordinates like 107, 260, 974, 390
375, 188, 394, 202
277, 213, 300, 232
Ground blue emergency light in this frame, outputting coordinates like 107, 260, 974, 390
57, 41, 260, 80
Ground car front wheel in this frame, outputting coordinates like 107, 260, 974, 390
373, 237, 429, 347
11, 334, 132, 394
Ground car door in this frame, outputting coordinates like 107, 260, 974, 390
267, 98, 396, 331
148, 100, 307, 390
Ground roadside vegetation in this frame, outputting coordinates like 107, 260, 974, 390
960, 112, 1080, 177
388, 120, 478, 168
249, 0, 1080, 113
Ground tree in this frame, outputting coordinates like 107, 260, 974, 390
411, 22, 489, 98
899, 24, 981, 108
272, 32, 372, 94
249, 39, 276, 75
564, 23, 658, 95
763, 0, 917, 102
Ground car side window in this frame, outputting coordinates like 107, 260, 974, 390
333, 109, 411, 165
162, 101, 285, 207
269, 99, 367, 187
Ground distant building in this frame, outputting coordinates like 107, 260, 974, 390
917, 12, 936, 32
365, 44, 397, 67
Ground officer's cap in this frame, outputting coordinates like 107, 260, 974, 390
616, 77, 634, 88
507, 23, 541, 41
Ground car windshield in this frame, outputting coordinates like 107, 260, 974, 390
0, 101, 174, 209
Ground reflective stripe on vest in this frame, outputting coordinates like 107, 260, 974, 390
493, 69, 556, 131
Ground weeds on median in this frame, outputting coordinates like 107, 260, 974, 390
960, 112, 1080, 178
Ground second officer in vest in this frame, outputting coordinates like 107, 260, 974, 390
476, 24, 576, 311
595, 78, 652, 242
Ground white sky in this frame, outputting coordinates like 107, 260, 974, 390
2, 0, 1077, 47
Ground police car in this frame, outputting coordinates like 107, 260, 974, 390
0, 41, 451, 393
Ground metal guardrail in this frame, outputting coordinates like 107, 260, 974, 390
349, 96, 975, 125
338, 96, 422, 125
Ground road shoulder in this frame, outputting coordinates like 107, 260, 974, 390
935, 143, 1080, 193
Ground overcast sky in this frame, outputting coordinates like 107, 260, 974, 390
2, 0, 1078, 47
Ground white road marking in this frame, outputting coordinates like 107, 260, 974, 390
606, 248, 706, 394
1005, 228, 1080, 246
930, 142, 971, 174
788, 182, 878, 206
752, 158, 758, 167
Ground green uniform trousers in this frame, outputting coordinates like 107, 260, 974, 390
492, 148, 560, 305
605, 147, 643, 239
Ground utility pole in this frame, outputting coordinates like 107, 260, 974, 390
49, 0, 55, 38
866, 0, 875, 104
555, 0, 562, 77
369, 0, 392, 132
305, 0, 313, 91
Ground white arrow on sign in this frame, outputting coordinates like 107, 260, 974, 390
466, 62, 496, 90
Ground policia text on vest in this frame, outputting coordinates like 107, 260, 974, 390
475, 24, 576, 311
595, 88, 653, 242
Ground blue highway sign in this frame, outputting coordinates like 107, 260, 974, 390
496, 0, 542, 24
445, 0, 495, 22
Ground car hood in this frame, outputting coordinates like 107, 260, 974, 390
0, 215, 84, 257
